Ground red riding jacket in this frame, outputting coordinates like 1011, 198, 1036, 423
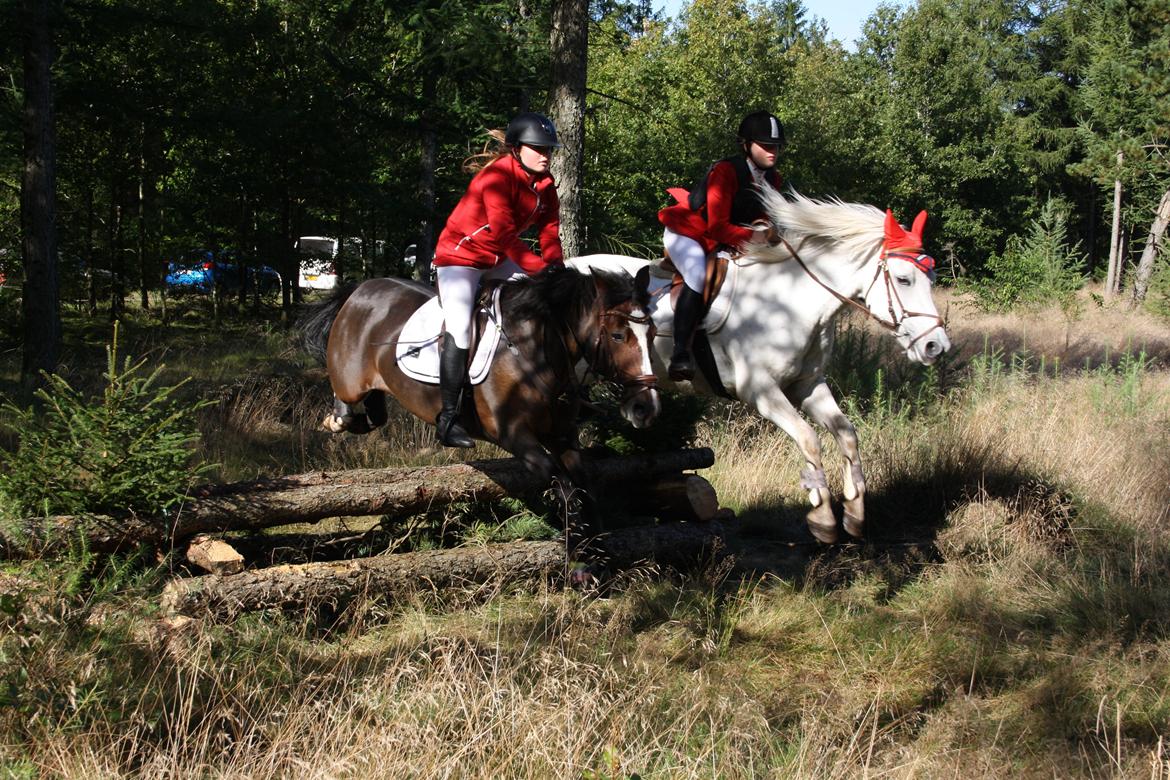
434, 154, 563, 274
659, 158, 782, 254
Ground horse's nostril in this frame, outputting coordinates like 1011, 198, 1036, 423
925, 341, 940, 357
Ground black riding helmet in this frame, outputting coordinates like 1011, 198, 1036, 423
737, 110, 786, 149
505, 112, 561, 148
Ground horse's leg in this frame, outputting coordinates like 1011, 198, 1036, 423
546, 422, 598, 535
548, 440, 605, 587
547, 409, 592, 491
745, 383, 839, 544
504, 423, 598, 580
792, 378, 866, 539
323, 395, 372, 434
364, 389, 388, 429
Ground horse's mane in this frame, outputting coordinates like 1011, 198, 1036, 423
501, 265, 634, 326
750, 188, 886, 263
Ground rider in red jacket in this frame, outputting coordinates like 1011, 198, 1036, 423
431, 112, 564, 447
658, 110, 784, 381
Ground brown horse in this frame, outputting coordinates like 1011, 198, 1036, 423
301, 265, 660, 490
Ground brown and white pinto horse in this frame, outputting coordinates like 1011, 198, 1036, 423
301, 265, 660, 491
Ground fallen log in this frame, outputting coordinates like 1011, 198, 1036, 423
2, 449, 715, 558
628, 474, 719, 523
161, 517, 734, 620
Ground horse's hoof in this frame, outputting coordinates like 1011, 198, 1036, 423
808, 520, 839, 544
347, 416, 373, 434
807, 501, 838, 544
843, 512, 865, 539
322, 414, 346, 433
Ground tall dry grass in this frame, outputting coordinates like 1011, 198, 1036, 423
3, 292, 1169, 778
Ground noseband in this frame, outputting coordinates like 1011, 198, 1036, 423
780, 237, 946, 348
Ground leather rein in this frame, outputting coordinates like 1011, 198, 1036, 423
777, 236, 946, 348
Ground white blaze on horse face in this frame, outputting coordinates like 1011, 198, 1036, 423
868, 256, 951, 365
631, 309, 654, 377
621, 307, 661, 429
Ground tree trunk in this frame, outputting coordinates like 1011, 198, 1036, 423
19, 0, 61, 391
1105, 150, 1123, 299
1, 450, 716, 558
85, 184, 96, 316
1131, 188, 1170, 305
548, 0, 589, 258
160, 517, 734, 620
281, 187, 294, 311
417, 69, 438, 284
109, 197, 124, 322
137, 137, 149, 311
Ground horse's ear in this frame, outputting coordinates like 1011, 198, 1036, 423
910, 210, 928, 245
884, 208, 926, 251
634, 266, 651, 306
588, 265, 614, 297
883, 209, 904, 246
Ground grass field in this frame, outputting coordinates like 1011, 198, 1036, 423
1, 287, 1168, 778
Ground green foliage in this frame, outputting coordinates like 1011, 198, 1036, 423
968, 197, 1086, 312
6, 0, 1167, 307
0, 327, 211, 518
1089, 350, 1155, 418
460, 497, 557, 544
827, 321, 947, 420
579, 385, 710, 454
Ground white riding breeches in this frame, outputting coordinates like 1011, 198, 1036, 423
663, 228, 707, 294
436, 259, 526, 349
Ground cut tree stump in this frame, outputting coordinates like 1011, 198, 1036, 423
161, 517, 734, 620
1, 449, 715, 558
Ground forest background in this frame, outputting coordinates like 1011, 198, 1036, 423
2, 0, 1169, 371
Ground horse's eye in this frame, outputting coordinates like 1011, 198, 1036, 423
897, 276, 912, 287
610, 331, 625, 342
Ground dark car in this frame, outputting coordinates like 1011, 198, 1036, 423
165, 252, 282, 296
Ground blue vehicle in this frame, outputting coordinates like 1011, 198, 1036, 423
165, 251, 282, 296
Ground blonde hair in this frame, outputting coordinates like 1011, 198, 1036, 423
462, 128, 513, 174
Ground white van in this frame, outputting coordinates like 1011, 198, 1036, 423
295, 236, 341, 290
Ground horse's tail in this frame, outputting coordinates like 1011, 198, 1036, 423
298, 284, 358, 364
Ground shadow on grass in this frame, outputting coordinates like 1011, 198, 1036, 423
722, 459, 1087, 597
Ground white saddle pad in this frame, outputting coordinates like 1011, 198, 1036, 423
395, 288, 504, 385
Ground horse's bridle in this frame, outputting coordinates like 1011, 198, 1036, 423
582, 306, 659, 400
778, 236, 946, 349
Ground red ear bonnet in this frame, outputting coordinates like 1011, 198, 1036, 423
883, 209, 927, 252
883, 209, 934, 275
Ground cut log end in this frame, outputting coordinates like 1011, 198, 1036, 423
186, 535, 245, 575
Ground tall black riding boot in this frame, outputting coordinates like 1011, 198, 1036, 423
668, 285, 705, 381
436, 333, 475, 448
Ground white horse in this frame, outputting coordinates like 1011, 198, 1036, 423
569, 189, 951, 543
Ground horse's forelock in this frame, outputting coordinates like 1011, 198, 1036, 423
758, 188, 886, 260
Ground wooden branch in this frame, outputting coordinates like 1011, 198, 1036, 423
161, 517, 734, 620
1, 449, 715, 558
